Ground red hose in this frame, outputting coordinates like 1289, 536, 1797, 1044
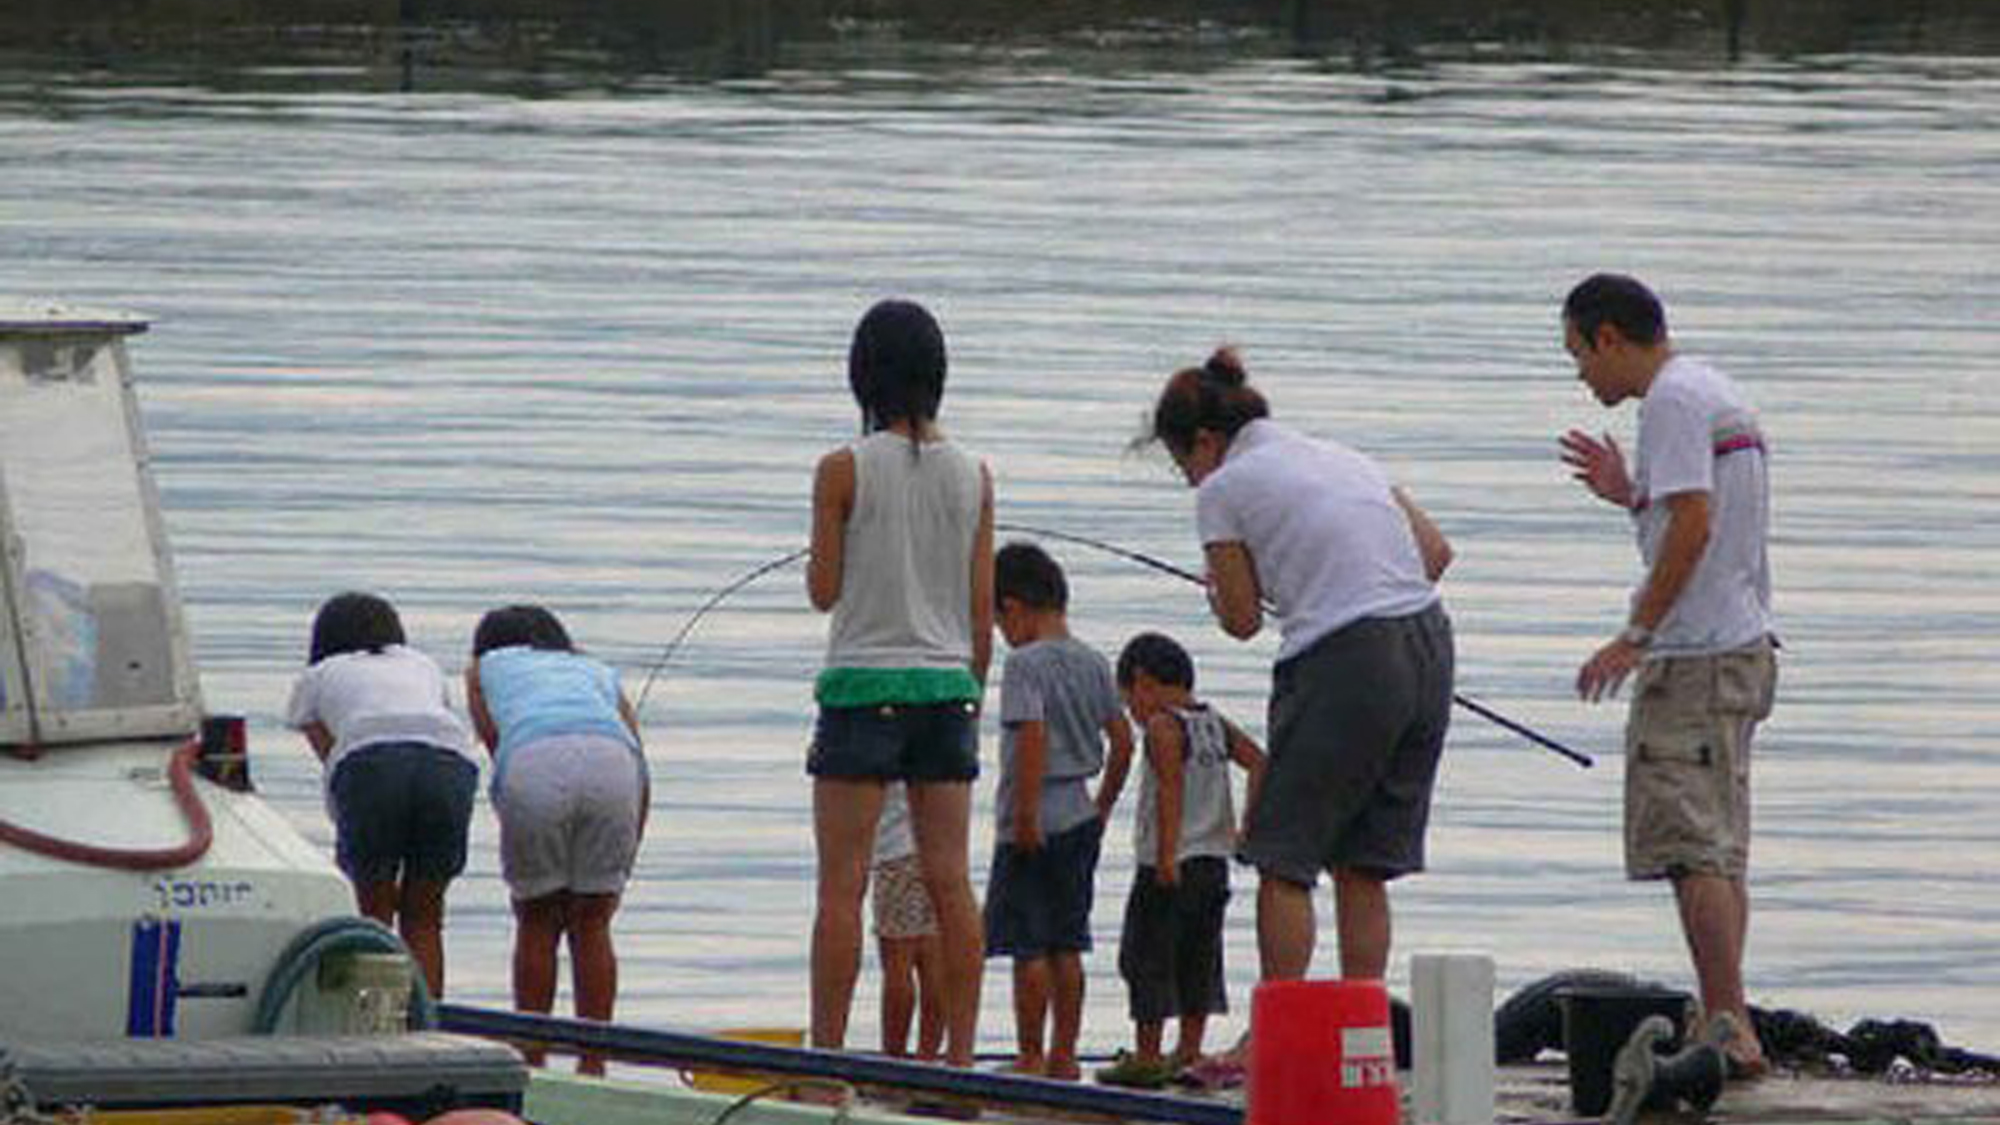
0, 738, 214, 870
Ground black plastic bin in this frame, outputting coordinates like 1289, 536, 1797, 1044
1557, 984, 1691, 1116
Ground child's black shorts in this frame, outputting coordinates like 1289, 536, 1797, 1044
1117, 856, 1230, 1023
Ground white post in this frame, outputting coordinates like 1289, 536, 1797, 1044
1412, 953, 1496, 1125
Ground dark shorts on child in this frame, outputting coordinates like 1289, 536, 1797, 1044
1239, 602, 1454, 886
1118, 856, 1230, 1023
808, 700, 980, 783
983, 816, 1103, 959
329, 741, 478, 885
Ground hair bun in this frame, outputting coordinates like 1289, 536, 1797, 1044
1202, 347, 1247, 387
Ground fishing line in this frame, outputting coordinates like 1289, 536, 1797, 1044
996, 521, 1593, 768
634, 546, 809, 712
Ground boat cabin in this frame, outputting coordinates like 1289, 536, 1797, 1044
0, 303, 201, 751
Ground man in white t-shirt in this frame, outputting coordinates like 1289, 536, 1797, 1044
1558, 273, 1776, 1078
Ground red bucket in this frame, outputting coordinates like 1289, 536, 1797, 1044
1249, 979, 1399, 1125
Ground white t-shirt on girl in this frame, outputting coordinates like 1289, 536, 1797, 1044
285, 645, 478, 802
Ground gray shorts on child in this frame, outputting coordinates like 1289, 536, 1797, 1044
493, 732, 647, 901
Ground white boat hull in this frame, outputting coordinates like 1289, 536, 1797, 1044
0, 740, 352, 1039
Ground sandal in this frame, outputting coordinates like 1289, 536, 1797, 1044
1176, 1055, 1247, 1092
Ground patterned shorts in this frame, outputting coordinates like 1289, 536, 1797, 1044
871, 853, 938, 940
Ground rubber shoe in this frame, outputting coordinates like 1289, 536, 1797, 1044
1095, 1051, 1175, 1090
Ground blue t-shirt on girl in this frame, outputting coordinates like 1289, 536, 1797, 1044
477, 646, 636, 786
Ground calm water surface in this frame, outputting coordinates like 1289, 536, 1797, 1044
2, 38, 1996, 1055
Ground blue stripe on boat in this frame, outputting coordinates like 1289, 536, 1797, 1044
126, 918, 182, 1037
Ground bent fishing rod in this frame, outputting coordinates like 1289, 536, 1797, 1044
633, 546, 809, 712
635, 527, 1591, 768
997, 523, 1592, 768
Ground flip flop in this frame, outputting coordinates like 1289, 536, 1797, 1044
1176, 1055, 1247, 1092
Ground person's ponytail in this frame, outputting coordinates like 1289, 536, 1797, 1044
1141, 345, 1269, 455
1201, 347, 1249, 388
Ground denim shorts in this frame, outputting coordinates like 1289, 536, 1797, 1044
808, 700, 980, 783
983, 816, 1103, 959
329, 741, 478, 886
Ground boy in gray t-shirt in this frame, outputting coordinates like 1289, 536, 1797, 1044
985, 542, 1136, 1079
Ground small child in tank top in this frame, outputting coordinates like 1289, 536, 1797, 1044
1098, 631, 1266, 1089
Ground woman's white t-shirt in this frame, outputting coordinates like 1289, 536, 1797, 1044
1196, 419, 1438, 663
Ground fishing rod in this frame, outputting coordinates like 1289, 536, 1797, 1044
633, 546, 809, 712
635, 528, 1591, 769
997, 521, 1594, 769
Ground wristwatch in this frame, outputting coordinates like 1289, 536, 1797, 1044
1617, 624, 1655, 649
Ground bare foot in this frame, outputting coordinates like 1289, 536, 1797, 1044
1045, 1057, 1082, 1081
1003, 1056, 1046, 1077
1726, 1047, 1772, 1082
1703, 1012, 1770, 1082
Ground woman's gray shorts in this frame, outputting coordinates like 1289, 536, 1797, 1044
1238, 602, 1454, 886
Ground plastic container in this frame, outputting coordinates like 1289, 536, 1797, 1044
682, 1027, 806, 1095
1557, 984, 1691, 1115
1248, 979, 1398, 1125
